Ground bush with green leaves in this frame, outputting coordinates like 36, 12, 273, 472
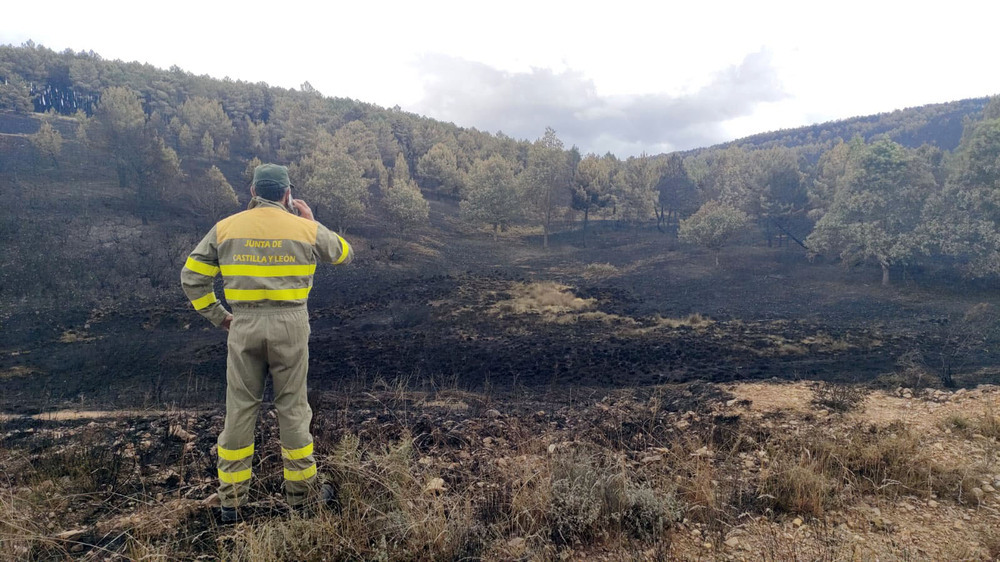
679, 200, 750, 265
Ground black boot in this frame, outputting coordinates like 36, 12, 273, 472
219, 506, 241, 524
320, 482, 337, 509
289, 483, 337, 517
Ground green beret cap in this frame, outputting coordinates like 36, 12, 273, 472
252, 164, 291, 189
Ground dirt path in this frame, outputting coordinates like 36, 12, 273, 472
0, 408, 210, 422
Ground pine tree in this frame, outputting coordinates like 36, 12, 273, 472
572, 154, 616, 246
30, 121, 62, 168
194, 165, 239, 221
168, 97, 233, 161
461, 155, 521, 240
91, 86, 147, 188
332, 121, 389, 191
655, 154, 699, 233
921, 99, 1000, 277
297, 134, 369, 233
417, 142, 464, 195
615, 155, 660, 236
385, 152, 429, 233
243, 157, 263, 185
0, 71, 32, 113
520, 128, 570, 248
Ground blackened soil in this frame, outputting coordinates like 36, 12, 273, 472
2, 241, 999, 413
307, 274, 905, 392
0, 381, 728, 559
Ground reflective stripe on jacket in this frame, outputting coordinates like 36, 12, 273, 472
180, 198, 353, 325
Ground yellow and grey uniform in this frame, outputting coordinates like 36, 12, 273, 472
180, 197, 352, 507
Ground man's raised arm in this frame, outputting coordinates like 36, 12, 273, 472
315, 223, 353, 266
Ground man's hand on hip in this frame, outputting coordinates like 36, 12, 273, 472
292, 199, 315, 221
222, 314, 233, 331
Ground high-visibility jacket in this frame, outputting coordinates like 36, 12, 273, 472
181, 197, 353, 323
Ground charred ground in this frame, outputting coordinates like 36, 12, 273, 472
2, 212, 998, 414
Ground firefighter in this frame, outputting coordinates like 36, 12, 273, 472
180, 164, 353, 522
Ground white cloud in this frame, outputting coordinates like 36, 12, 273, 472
409, 50, 787, 154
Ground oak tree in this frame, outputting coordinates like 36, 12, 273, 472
808, 139, 937, 286
679, 200, 750, 266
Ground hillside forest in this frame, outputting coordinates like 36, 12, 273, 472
1, 41, 999, 311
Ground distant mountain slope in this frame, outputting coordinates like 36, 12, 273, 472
718, 97, 990, 153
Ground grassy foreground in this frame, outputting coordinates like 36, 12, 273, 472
3, 379, 1000, 560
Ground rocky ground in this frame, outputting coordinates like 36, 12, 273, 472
667, 381, 1000, 561
3, 379, 1000, 560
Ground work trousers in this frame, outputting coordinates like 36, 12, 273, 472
216, 306, 317, 508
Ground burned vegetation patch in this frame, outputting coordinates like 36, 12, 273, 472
299, 275, 904, 394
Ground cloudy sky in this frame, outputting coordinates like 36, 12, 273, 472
2, 0, 998, 156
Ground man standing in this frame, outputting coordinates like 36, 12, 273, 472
180, 164, 353, 522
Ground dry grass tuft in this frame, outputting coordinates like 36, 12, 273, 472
766, 423, 976, 508
653, 313, 713, 330
493, 282, 595, 316
976, 408, 1000, 440
97, 498, 201, 540
662, 407, 984, 534
0, 488, 51, 560
941, 412, 973, 433
979, 524, 1000, 560
581, 262, 620, 280
760, 455, 838, 517
59, 329, 96, 343
0, 366, 37, 380
811, 383, 868, 413
801, 332, 852, 351
223, 433, 484, 561
940, 408, 1000, 440
623, 313, 715, 335
553, 311, 638, 326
